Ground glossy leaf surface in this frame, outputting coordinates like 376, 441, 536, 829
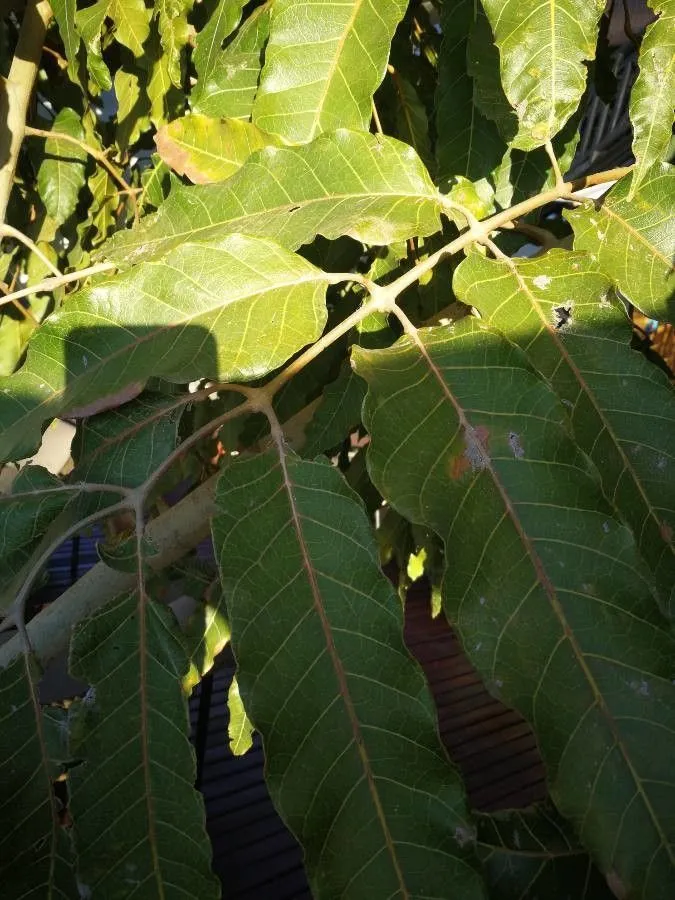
212, 448, 486, 899
105, 131, 442, 266
193, 0, 247, 84
454, 250, 675, 615
354, 320, 675, 897
36, 108, 87, 226
253, 0, 408, 143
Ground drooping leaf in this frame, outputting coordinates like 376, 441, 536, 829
354, 319, 675, 896
191, 0, 272, 120
0, 655, 78, 898
435, 0, 505, 192
193, 0, 246, 84
212, 448, 486, 899
68, 592, 220, 898
302, 364, 366, 457
83, 0, 151, 58
387, 68, 433, 173
155, 114, 273, 183
74, 0, 111, 91
479, 0, 604, 150
182, 596, 230, 694
466, 5, 517, 142
155, 0, 193, 87
140, 154, 173, 211
476, 805, 615, 899
70, 393, 183, 488
0, 234, 331, 464
454, 250, 675, 615
227, 675, 253, 756
252, 0, 408, 143
36, 108, 87, 226
104, 131, 443, 267
146, 25, 185, 131
567, 165, 675, 322
628, 1, 675, 196
114, 67, 150, 152
50, 0, 80, 84
0, 466, 75, 602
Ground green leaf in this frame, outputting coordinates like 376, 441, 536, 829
353, 319, 675, 896
212, 448, 486, 899
191, 0, 271, 120
140, 154, 173, 212
476, 805, 614, 899
302, 364, 366, 457
567, 165, 675, 322
193, 0, 246, 84
70, 393, 183, 488
479, 0, 604, 150
183, 594, 230, 694
84, 0, 150, 58
252, 0, 408, 143
50, 0, 80, 83
0, 655, 78, 898
435, 0, 505, 191
628, 1, 675, 196
74, 0, 111, 91
0, 466, 74, 602
104, 131, 443, 267
454, 250, 675, 615
36, 108, 87, 226
68, 592, 219, 898
155, 114, 273, 184
0, 234, 330, 464
114, 67, 150, 152
227, 675, 253, 756
387, 69, 433, 173
155, 0, 193, 87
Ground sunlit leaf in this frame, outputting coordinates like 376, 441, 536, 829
193, 0, 246, 84
480, 0, 604, 150
50, 0, 80, 84
567, 165, 675, 321
212, 448, 486, 898
477, 805, 614, 899
454, 250, 675, 615
155, 0, 193, 87
628, 1, 675, 196
74, 0, 111, 91
114, 67, 150, 152
0, 656, 78, 898
36, 108, 87, 226
155, 114, 273, 184
84, 0, 150, 58
227, 675, 253, 756
252, 0, 408, 143
354, 319, 675, 896
104, 131, 443, 267
0, 234, 331, 464
68, 592, 220, 898
191, 0, 271, 120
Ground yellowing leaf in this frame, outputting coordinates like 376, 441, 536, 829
155, 115, 273, 183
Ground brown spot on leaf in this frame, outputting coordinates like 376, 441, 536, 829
449, 425, 490, 479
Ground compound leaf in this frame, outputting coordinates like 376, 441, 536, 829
252, 0, 408, 143
567, 165, 675, 322
212, 448, 486, 899
354, 319, 675, 897
454, 250, 675, 615
104, 131, 443, 267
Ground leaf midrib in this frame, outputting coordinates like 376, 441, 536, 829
408, 327, 675, 867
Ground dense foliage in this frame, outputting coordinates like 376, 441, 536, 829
0, 1, 673, 898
